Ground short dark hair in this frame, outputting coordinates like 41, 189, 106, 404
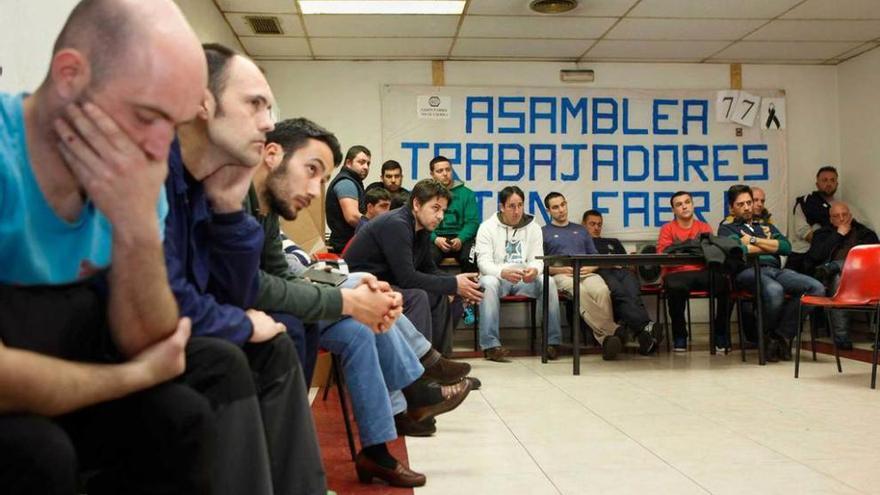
265, 117, 343, 168
429, 155, 451, 172
670, 191, 692, 208
381, 160, 402, 175
727, 184, 752, 206
202, 43, 239, 113
816, 166, 838, 178
52, 0, 136, 87
409, 179, 451, 209
499, 186, 525, 206
582, 209, 602, 222
344, 145, 371, 164
543, 191, 564, 209
365, 187, 391, 206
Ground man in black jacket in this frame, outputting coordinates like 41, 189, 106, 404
345, 179, 484, 354
806, 201, 878, 349
326, 145, 371, 252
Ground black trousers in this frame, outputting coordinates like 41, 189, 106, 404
663, 270, 730, 341
431, 238, 476, 273
0, 283, 214, 495
597, 268, 652, 331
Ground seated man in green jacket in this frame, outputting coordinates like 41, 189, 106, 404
429, 156, 479, 272
246, 118, 473, 487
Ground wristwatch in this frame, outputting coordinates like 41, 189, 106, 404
749, 236, 758, 245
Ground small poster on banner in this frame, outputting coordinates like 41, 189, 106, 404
715, 90, 739, 123
761, 98, 785, 130
731, 91, 761, 127
417, 95, 451, 120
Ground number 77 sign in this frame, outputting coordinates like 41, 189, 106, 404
715, 90, 762, 127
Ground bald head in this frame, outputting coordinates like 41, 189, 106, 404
829, 201, 852, 228
751, 186, 766, 216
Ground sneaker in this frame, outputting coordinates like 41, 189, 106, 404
714, 335, 730, 353
673, 337, 687, 352
546, 345, 559, 360
637, 330, 656, 355
483, 346, 511, 363
602, 335, 622, 361
462, 305, 475, 325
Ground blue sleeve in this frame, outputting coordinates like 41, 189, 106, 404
333, 180, 359, 200
583, 229, 598, 254
163, 193, 253, 345
205, 210, 264, 308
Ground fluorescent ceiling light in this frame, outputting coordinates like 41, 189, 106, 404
299, 1, 466, 15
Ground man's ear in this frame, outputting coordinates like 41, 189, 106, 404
263, 142, 283, 169
198, 89, 214, 120
50, 49, 90, 101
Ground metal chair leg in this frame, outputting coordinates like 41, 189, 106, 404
871, 308, 879, 389
472, 304, 479, 351
795, 303, 803, 378
737, 298, 747, 363
825, 309, 842, 373
331, 354, 358, 461
530, 299, 537, 355
810, 307, 818, 361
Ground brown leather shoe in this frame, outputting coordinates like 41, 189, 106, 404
355, 452, 426, 487
546, 345, 559, 360
422, 355, 471, 384
483, 346, 511, 362
406, 378, 472, 423
394, 412, 436, 437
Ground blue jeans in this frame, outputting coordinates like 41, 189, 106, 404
318, 318, 423, 448
735, 266, 825, 339
478, 275, 561, 350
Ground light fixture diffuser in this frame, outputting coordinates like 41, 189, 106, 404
299, 1, 466, 15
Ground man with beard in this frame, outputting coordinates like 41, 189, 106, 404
718, 185, 825, 362
366, 159, 410, 209
246, 118, 473, 486
326, 145, 371, 252
788, 166, 839, 273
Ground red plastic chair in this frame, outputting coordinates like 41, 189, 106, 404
794, 244, 880, 388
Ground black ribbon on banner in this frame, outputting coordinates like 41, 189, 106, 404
765, 103, 781, 129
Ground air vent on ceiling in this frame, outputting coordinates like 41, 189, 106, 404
529, 0, 577, 14
245, 15, 283, 35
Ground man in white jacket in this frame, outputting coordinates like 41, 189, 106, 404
475, 186, 561, 362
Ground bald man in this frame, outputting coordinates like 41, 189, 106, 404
0, 1, 215, 493
806, 201, 878, 349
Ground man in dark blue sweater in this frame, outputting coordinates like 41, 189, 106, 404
164, 44, 326, 495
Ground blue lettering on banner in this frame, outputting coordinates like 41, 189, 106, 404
466, 96, 493, 134
592, 144, 619, 181
560, 144, 586, 181
498, 97, 526, 134
682, 99, 708, 135
743, 144, 769, 180
530, 97, 557, 134
622, 98, 648, 135
712, 145, 739, 181
653, 99, 678, 135
592, 191, 618, 215
466, 143, 493, 181
592, 98, 618, 134
623, 192, 650, 227
498, 143, 524, 181
561, 97, 588, 134
683, 145, 709, 182
654, 145, 680, 181
529, 144, 556, 180
401, 141, 429, 178
653, 192, 674, 226
623, 145, 650, 181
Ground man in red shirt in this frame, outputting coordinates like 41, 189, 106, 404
657, 191, 730, 352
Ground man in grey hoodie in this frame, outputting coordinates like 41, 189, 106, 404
475, 186, 562, 362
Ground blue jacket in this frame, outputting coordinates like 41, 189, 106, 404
163, 140, 263, 345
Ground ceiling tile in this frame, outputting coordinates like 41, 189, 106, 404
584, 40, 730, 59
311, 37, 452, 58
833, 42, 880, 61
216, 0, 296, 14
452, 38, 593, 58
466, 0, 638, 16
304, 14, 459, 37
225, 13, 304, 36
239, 36, 311, 57
710, 41, 861, 60
459, 15, 615, 38
606, 18, 765, 40
711, 58, 828, 64
782, 0, 880, 19
746, 20, 880, 41
629, 0, 801, 19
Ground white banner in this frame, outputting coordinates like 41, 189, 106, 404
381, 85, 788, 241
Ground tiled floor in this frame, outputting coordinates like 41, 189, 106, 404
407, 344, 880, 495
